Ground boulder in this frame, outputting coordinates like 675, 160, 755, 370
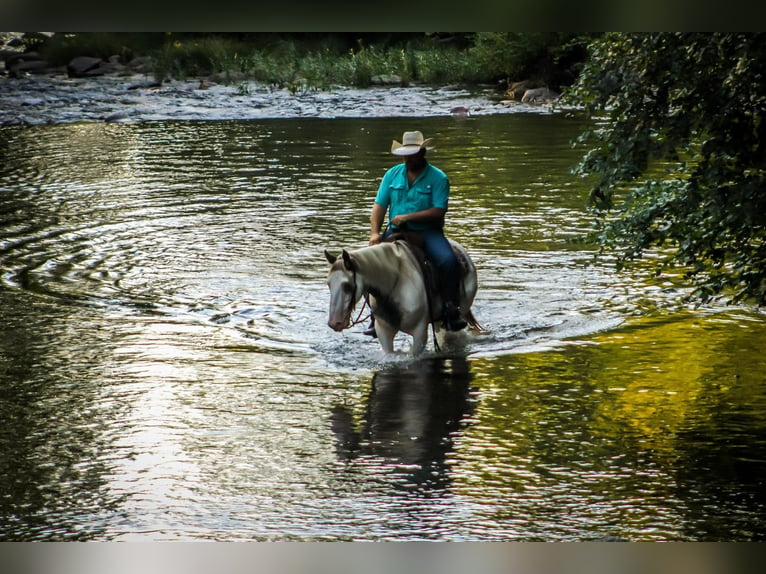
0, 49, 18, 64
4, 51, 48, 77
5, 50, 44, 67
103, 111, 131, 123
127, 80, 163, 91
521, 87, 560, 104
10, 60, 52, 76
371, 74, 403, 85
127, 56, 153, 73
83, 61, 126, 77
506, 79, 538, 100
67, 56, 104, 78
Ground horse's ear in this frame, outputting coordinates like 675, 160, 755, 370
324, 249, 337, 265
342, 249, 356, 271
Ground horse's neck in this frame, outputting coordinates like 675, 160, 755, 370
354, 243, 407, 294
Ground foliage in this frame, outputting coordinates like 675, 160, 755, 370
469, 32, 594, 88
35, 33, 162, 66
570, 33, 766, 305
152, 35, 253, 82
7, 32, 590, 92
149, 35, 494, 88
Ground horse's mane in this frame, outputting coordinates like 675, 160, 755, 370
346, 242, 422, 331
348, 242, 410, 294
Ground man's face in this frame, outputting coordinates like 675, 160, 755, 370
404, 149, 426, 170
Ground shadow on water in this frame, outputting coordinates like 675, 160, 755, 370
331, 356, 476, 493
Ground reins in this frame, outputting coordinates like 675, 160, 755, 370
346, 269, 371, 327
348, 296, 371, 327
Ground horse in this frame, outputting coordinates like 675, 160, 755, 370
324, 238, 480, 355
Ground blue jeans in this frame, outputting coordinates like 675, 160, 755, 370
384, 227, 460, 305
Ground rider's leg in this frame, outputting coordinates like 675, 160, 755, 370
419, 229, 467, 331
362, 294, 377, 337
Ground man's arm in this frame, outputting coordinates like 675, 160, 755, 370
369, 202, 387, 245
390, 207, 446, 228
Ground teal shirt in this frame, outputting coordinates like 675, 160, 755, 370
374, 162, 450, 231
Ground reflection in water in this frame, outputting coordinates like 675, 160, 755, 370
0, 291, 127, 541
331, 357, 475, 492
452, 312, 766, 541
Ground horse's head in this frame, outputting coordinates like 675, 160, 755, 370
324, 249, 361, 332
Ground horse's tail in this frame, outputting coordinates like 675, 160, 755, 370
465, 308, 484, 333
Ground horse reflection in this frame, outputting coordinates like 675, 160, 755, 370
331, 356, 475, 491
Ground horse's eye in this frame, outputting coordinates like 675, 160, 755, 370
342, 282, 353, 293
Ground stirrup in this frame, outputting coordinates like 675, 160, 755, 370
362, 319, 377, 338
363, 327, 377, 338
443, 304, 467, 331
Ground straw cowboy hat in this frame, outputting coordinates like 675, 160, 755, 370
390, 130, 434, 156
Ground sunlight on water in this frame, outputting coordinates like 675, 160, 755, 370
0, 115, 764, 541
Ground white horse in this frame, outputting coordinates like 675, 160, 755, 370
324, 239, 480, 355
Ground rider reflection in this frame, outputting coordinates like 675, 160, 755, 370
331, 356, 476, 492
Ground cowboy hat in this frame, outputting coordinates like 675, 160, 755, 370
390, 130, 434, 156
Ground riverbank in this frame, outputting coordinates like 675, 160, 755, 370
0, 74, 564, 126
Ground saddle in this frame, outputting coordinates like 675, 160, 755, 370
383, 230, 465, 319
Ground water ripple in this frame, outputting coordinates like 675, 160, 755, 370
2, 115, 764, 541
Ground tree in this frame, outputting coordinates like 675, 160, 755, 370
571, 33, 766, 305
470, 32, 593, 89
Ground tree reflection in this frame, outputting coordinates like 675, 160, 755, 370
331, 356, 476, 493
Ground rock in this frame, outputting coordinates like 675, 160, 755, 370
521, 87, 560, 104
67, 56, 104, 78
450, 106, 469, 117
5, 51, 44, 68
4, 51, 48, 77
371, 74, 402, 85
197, 80, 217, 90
127, 80, 163, 91
103, 111, 130, 122
83, 61, 125, 77
12, 60, 52, 75
127, 56, 153, 73
506, 79, 538, 100
0, 49, 21, 62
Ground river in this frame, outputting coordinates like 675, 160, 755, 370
0, 85, 765, 541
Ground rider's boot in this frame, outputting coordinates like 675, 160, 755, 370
443, 301, 467, 331
363, 317, 377, 338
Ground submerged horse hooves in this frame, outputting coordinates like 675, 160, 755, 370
324, 240, 479, 355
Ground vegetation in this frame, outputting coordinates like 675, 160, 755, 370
6, 32, 589, 90
469, 32, 595, 89
570, 33, 766, 305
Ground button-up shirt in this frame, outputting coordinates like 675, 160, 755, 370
373, 162, 449, 231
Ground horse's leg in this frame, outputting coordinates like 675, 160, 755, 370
374, 319, 397, 354
410, 323, 429, 356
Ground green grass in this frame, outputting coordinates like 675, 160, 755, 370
150, 36, 495, 88
14, 32, 587, 91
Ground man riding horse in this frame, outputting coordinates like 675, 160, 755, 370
367, 130, 467, 333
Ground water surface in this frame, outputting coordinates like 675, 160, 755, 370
1, 114, 764, 541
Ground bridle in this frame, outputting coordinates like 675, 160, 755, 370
344, 267, 371, 328
348, 297, 371, 327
